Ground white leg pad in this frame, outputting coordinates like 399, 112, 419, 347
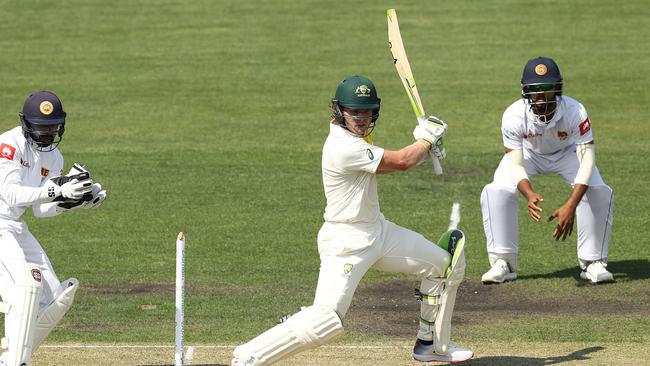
416, 278, 444, 341
31, 278, 79, 352
3, 263, 43, 366
233, 306, 344, 366
434, 234, 466, 355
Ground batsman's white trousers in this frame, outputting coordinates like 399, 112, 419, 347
0, 220, 64, 319
314, 217, 450, 318
480, 146, 614, 262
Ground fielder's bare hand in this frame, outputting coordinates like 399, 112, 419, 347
547, 203, 576, 241
524, 192, 544, 222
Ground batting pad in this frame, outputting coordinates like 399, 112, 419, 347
233, 306, 344, 365
31, 278, 79, 352
434, 232, 466, 355
3, 263, 43, 366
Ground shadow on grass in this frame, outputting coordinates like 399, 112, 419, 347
517, 259, 650, 282
461, 346, 605, 366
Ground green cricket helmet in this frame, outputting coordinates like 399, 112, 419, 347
331, 75, 381, 137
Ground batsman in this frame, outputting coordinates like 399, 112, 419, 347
231, 76, 473, 365
0, 91, 107, 366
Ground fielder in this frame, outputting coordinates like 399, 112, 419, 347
0, 91, 107, 366
480, 57, 614, 285
231, 75, 472, 365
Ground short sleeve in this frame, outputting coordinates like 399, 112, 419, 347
332, 139, 385, 174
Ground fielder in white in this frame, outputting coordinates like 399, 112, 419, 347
480, 57, 614, 285
0, 91, 107, 366
231, 76, 472, 365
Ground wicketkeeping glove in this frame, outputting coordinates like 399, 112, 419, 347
81, 182, 107, 209
56, 163, 107, 211
44, 172, 93, 201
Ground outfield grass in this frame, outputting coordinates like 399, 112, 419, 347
0, 0, 649, 364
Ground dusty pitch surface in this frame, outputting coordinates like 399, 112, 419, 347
33, 341, 649, 366
345, 278, 649, 337
32, 278, 649, 365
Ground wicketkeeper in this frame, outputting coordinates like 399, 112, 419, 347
231, 75, 473, 365
0, 91, 107, 366
480, 57, 614, 284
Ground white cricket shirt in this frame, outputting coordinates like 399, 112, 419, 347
321, 123, 385, 224
501, 96, 594, 158
0, 126, 63, 222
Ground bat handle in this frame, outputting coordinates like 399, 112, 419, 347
431, 152, 443, 175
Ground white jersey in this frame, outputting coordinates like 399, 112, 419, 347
321, 123, 384, 224
0, 126, 63, 223
501, 96, 594, 157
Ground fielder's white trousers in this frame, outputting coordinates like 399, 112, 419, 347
480, 147, 614, 262
0, 220, 64, 317
314, 217, 450, 318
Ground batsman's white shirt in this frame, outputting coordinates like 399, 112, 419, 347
320, 123, 385, 254
314, 124, 450, 317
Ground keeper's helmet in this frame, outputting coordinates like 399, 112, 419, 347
331, 75, 381, 137
19, 91, 67, 152
521, 57, 563, 122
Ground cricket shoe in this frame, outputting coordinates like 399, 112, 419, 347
481, 258, 517, 284
580, 261, 614, 283
413, 338, 473, 363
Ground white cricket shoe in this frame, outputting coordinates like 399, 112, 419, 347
580, 261, 614, 283
413, 338, 473, 362
481, 258, 517, 284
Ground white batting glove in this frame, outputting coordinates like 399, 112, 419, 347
413, 125, 434, 149
416, 116, 447, 146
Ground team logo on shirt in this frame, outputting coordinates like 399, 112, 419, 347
535, 64, 548, 76
41, 167, 50, 177
355, 85, 371, 97
0, 143, 16, 160
366, 149, 374, 160
522, 132, 543, 139
579, 118, 591, 136
31, 269, 42, 282
343, 263, 353, 275
557, 131, 569, 140
40, 101, 54, 115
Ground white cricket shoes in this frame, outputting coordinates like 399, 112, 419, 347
580, 261, 614, 283
413, 338, 473, 363
481, 258, 517, 284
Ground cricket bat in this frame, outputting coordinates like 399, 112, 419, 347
387, 8, 443, 175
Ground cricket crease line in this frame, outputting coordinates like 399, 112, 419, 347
40, 344, 410, 349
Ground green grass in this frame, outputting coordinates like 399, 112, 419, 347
0, 0, 648, 359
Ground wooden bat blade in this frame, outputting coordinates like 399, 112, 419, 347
387, 8, 425, 118
387, 9, 443, 176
